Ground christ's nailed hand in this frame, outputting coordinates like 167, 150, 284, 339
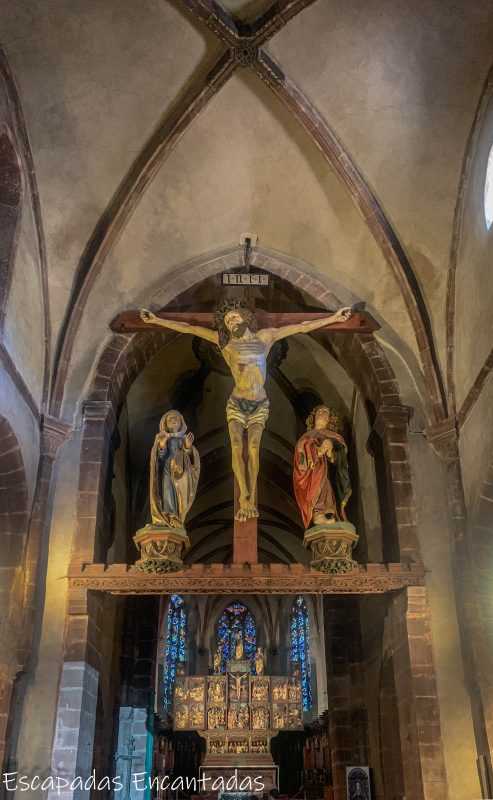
332, 306, 352, 323
140, 308, 156, 323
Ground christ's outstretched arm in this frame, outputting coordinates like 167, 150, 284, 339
258, 306, 352, 345
140, 308, 219, 345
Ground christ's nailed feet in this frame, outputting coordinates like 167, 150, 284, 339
235, 502, 259, 522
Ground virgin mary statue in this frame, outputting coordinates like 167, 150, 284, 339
293, 406, 351, 529
150, 410, 200, 528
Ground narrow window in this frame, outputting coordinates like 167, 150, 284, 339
217, 601, 256, 673
485, 144, 493, 230
163, 594, 186, 709
291, 595, 312, 711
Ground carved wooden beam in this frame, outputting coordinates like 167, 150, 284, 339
110, 310, 379, 333
68, 561, 424, 595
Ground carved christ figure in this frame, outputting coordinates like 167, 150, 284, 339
141, 301, 352, 521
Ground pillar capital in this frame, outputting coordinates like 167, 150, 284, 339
41, 414, 72, 459
82, 399, 119, 445
424, 415, 458, 461
372, 404, 410, 437
82, 398, 115, 424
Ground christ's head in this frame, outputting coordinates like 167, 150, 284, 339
214, 300, 257, 348
224, 309, 253, 339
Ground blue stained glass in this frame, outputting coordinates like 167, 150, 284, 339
163, 594, 186, 709
290, 595, 312, 711
217, 601, 256, 673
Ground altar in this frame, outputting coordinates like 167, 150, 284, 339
172, 663, 303, 792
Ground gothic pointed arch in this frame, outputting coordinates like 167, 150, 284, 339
216, 600, 256, 673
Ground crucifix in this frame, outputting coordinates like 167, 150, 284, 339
112, 287, 377, 564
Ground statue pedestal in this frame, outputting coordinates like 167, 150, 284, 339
133, 524, 189, 573
304, 522, 359, 574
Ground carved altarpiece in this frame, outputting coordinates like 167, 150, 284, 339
172, 670, 303, 790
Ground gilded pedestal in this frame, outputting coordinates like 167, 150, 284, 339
304, 522, 359, 574
133, 524, 189, 573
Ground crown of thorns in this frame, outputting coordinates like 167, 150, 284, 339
212, 298, 256, 330
305, 405, 340, 432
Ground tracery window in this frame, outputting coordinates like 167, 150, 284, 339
217, 601, 256, 673
291, 595, 312, 711
163, 594, 186, 709
485, 144, 493, 230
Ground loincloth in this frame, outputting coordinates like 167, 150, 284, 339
226, 396, 270, 429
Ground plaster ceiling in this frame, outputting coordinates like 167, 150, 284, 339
1, 0, 492, 420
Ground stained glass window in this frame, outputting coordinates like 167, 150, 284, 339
291, 595, 312, 711
217, 601, 256, 673
163, 594, 186, 709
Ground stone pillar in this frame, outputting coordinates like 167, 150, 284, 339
20, 416, 72, 637
73, 401, 119, 564
0, 416, 70, 771
378, 654, 405, 800
114, 708, 149, 800
424, 418, 467, 547
48, 589, 102, 800
425, 417, 492, 783
389, 587, 448, 800
0, 660, 17, 773
373, 405, 421, 564
471, 462, 493, 792
324, 597, 368, 800
113, 597, 158, 799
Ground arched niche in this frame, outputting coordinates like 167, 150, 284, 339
73, 256, 421, 571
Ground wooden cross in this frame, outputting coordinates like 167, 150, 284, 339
111, 309, 378, 334
112, 308, 378, 564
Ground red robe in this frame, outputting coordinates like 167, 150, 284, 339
293, 429, 349, 529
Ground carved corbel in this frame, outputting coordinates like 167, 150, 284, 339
423, 416, 459, 462
372, 404, 410, 438
82, 399, 120, 448
41, 414, 72, 459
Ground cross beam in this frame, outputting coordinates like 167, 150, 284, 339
110, 310, 379, 334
